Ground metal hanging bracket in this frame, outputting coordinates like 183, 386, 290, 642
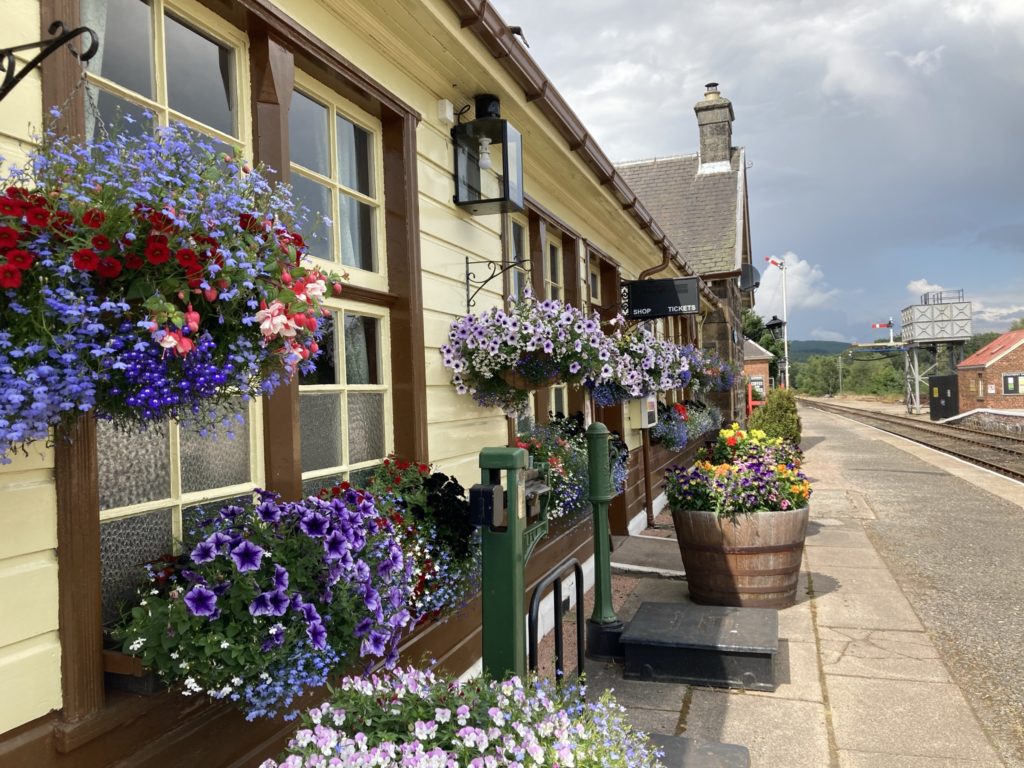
465, 256, 520, 313
0, 21, 99, 103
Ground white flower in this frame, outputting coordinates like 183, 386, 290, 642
129, 637, 145, 652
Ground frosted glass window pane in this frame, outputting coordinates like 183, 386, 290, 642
344, 315, 379, 385
98, 421, 170, 510
336, 115, 373, 195
347, 393, 384, 464
82, 0, 153, 98
339, 194, 375, 271
181, 493, 253, 547
301, 314, 338, 385
291, 173, 333, 261
100, 508, 172, 624
290, 90, 330, 177
349, 465, 378, 489
302, 474, 343, 499
164, 13, 235, 135
180, 408, 251, 494
300, 394, 343, 472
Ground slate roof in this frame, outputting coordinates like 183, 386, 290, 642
958, 329, 1024, 369
616, 149, 744, 276
743, 338, 775, 362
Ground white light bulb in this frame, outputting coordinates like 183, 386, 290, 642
478, 138, 493, 171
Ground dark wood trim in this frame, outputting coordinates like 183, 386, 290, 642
40, 0, 108, 733
250, 33, 304, 503
54, 416, 105, 726
232, 0, 418, 120
383, 111, 429, 462
527, 211, 550, 423
343, 283, 401, 307
40, 0, 85, 138
523, 194, 580, 240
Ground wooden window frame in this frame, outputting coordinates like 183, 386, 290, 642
289, 72, 388, 290
44, 0, 426, 748
299, 301, 394, 491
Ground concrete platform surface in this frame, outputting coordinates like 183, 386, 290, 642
590, 405, 1019, 767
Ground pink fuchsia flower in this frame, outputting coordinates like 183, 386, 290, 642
255, 299, 298, 339
156, 328, 195, 357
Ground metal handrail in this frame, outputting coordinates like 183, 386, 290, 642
527, 556, 585, 681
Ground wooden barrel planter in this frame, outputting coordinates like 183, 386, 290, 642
670, 506, 809, 608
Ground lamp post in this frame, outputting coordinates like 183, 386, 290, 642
764, 257, 790, 389
765, 314, 788, 389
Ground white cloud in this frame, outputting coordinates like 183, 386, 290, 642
972, 300, 1024, 325
891, 45, 946, 75
756, 252, 840, 320
906, 278, 944, 296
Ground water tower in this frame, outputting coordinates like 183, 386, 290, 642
900, 290, 972, 414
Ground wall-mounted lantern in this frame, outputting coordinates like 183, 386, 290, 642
452, 94, 524, 215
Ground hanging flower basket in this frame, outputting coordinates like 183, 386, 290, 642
0, 119, 344, 461
499, 351, 560, 390
440, 290, 615, 414
590, 323, 692, 406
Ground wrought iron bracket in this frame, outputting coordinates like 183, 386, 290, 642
0, 22, 99, 103
465, 256, 519, 313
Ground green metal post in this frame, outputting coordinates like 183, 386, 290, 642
585, 421, 625, 660
479, 446, 529, 679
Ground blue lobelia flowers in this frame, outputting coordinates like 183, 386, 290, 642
0, 117, 344, 461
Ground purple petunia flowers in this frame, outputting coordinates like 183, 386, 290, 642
184, 585, 218, 617
230, 539, 265, 572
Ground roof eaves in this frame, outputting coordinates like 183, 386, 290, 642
445, 0, 720, 310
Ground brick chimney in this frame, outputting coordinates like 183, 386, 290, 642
694, 82, 734, 171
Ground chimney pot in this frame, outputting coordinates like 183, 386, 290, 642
705, 82, 720, 96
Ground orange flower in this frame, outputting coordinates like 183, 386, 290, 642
725, 436, 737, 447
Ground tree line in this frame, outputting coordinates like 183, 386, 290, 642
742, 310, 1022, 397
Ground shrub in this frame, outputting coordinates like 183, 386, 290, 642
748, 387, 802, 444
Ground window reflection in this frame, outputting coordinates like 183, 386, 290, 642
291, 173, 334, 261
344, 315, 379, 385
337, 115, 373, 196
82, 0, 154, 98
339, 194, 375, 271
290, 91, 330, 177
164, 13, 235, 135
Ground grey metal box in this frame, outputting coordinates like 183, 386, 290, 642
621, 602, 778, 691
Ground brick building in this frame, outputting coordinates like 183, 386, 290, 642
957, 329, 1024, 412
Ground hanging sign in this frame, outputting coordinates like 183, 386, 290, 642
620, 277, 699, 319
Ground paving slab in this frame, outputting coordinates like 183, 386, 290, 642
776, 594, 816, 643
820, 627, 950, 683
611, 534, 686, 576
814, 564, 902, 592
838, 750, 1005, 768
683, 691, 830, 768
804, 526, 875, 548
826, 676, 1000, 761
648, 734, 751, 768
804, 544, 888, 570
747, 638, 824, 703
813, 587, 925, 631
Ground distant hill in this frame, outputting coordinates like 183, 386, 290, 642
787, 340, 850, 363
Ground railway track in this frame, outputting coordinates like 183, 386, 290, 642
797, 399, 1024, 483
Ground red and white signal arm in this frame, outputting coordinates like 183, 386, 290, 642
871, 321, 893, 328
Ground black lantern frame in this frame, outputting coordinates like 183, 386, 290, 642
452, 94, 524, 215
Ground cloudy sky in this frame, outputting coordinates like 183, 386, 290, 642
490, 0, 1024, 342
